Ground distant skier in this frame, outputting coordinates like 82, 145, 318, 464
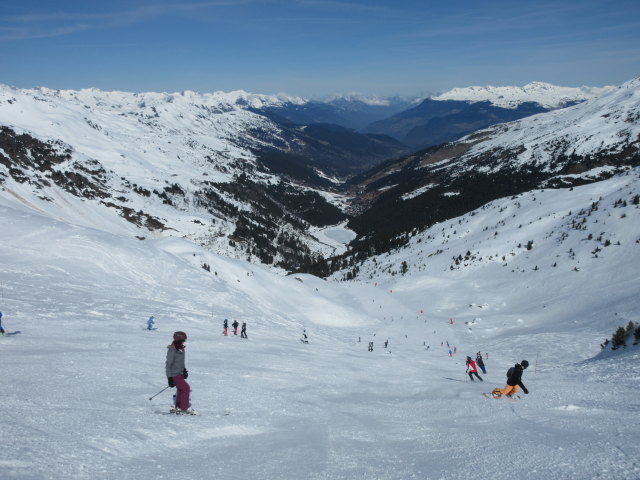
454, 346, 457, 354
476, 354, 487, 374
448, 349, 452, 357
232, 319, 239, 336
368, 341, 373, 352
466, 356, 483, 381
384, 339, 389, 349
301, 329, 309, 344
223, 319, 228, 336
166, 331, 195, 414
241, 321, 247, 339
0, 311, 5, 336
491, 360, 529, 398
147, 316, 155, 330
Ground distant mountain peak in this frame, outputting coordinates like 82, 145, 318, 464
432, 82, 616, 109
321, 93, 422, 107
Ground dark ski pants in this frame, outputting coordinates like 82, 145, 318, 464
241, 330, 247, 338
479, 366, 486, 374
468, 372, 483, 381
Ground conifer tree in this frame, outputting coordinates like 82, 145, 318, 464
611, 326, 627, 349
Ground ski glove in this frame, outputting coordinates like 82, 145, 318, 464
168, 377, 175, 388
183, 368, 188, 379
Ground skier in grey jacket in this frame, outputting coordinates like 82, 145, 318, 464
166, 331, 194, 414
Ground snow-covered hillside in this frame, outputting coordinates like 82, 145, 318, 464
433, 81, 616, 108
348, 78, 640, 242
0, 84, 368, 269
1, 149, 639, 480
457, 78, 640, 170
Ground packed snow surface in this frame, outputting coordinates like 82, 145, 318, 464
2, 164, 639, 479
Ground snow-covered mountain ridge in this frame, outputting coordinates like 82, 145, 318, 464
1, 78, 637, 276
0, 83, 365, 270
456, 77, 640, 172
344, 78, 640, 254
12, 84, 307, 110
364, 81, 618, 149
433, 81, 616, 109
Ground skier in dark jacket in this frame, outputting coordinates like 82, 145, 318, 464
166, 331, 195, 414
476, 354, 486, 374
223, 318, 228, 336
492, 360, 529, 398
466, 356, 483, 381
232, 319, 239, 335
241, 321, 247, 338
0, 311, 5, 336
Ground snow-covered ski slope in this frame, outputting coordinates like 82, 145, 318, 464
2, 164, 639, 479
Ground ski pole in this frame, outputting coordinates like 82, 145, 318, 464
148, 386, 170, 401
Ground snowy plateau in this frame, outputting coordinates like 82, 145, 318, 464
0, 79, 639, 480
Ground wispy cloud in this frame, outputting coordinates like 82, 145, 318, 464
0, 1, 246, 41
297, 0, 401, 16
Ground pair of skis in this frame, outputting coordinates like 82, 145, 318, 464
483, 392, 520, 400
156, 407, 232, 416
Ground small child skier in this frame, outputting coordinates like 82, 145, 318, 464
147, 316, 155, 330
165, 331, 196, 415
223, 319, 228, 336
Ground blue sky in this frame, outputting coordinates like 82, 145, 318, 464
1, 0, 638, 97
